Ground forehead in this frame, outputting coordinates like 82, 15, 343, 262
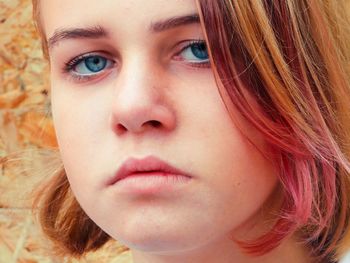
41, 0, 198, 38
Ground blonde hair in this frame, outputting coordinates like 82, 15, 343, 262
32, 0, 350, 261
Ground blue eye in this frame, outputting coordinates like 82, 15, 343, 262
64, 54, 114, 77
179, 41, 209, 64
81, 56, 107, 73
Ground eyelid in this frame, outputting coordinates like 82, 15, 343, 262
173, 39, 206, 55
63, 51, 116, 74
61, 39, 209, 83
172, 39, 210, 68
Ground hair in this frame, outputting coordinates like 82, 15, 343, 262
31, 0, 350, 262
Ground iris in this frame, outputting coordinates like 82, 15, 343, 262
190, 42, 208, 60
84, 56, 107, 72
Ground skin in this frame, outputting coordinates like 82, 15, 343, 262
40, 0, 313, 262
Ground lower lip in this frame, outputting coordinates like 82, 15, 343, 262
113, 172, 192, 195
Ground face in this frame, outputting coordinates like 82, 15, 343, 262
41, 0, 279, 258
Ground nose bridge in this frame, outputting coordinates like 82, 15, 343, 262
110, 52, 176, 135
121, 54, 156, 101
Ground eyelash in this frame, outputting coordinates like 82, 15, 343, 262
172, 39, 210, 68
62, 52, 114, 82
62, 40, 210, 83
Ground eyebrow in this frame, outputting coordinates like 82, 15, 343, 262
48, 25, 107, 50
47, 14, 200, 50
150, 14, 200, 32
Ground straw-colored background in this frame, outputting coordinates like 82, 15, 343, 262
1, 0, 350, 263
0, 0, 132, 262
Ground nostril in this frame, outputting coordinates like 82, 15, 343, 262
115, 120, 162, 135
148, 120, 161, 128
115, 123, 127, 134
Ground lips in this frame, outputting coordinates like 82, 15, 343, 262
107, 156, 192, 186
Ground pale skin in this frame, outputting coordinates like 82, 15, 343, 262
41, 0, 313, 262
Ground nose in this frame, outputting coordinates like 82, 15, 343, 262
110, 59, 176, 136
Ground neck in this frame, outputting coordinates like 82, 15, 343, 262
131, 234, 315, 263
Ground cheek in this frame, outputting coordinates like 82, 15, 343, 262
187, 83, 280, 228
50, 82, 105, 186
206, 128, 279, 230
173, 76, 280, 230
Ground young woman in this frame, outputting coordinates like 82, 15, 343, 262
31, 0, 350, 262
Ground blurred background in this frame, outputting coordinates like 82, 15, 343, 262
0, 0, 131, 262
0, 0, 349, 262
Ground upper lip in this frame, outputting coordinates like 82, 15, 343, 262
107, 156, 192, 185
